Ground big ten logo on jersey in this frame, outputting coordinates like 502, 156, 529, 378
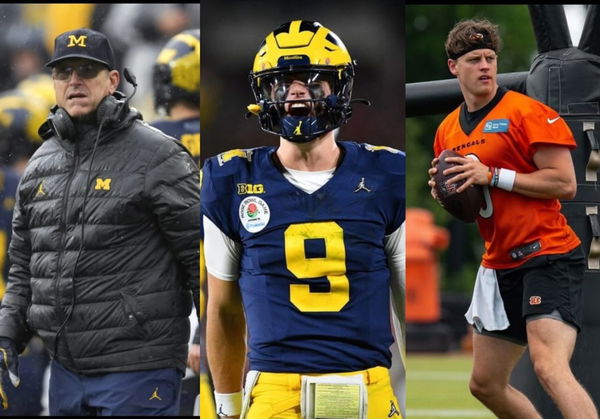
237, 183, 265, 195
180, 133, 199, 158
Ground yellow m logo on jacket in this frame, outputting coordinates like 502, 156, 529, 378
94, 178, 111, 190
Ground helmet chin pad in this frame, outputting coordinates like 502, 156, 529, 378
254, 87, 351, 141
280, 115, 324, 142
277, 94, 343, 142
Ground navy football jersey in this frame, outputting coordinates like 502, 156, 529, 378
201, 141, 405, 373
151, 117, 200, 165
0, 167, 20, 297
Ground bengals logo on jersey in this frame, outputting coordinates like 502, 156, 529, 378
529, 296, 542, 305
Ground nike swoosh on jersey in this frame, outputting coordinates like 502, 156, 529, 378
547, 117, 560, 124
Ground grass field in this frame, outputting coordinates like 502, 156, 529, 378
406, 352, 494, 418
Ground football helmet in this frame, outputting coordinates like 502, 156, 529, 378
0, 88, 49, 165
248, 20, 355, 142
153, 29, 200, 115
16, 73, 56, 110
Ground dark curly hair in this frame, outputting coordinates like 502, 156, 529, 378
445, 19, 502, 60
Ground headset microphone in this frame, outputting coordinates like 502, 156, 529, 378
122, 67, 138, 110
123, 67, 137, 87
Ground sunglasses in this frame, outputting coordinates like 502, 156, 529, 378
52, 63, 106, 81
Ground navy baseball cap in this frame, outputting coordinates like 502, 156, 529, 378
46, 28, 116, 70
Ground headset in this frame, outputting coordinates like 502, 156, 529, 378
51, 68, 138, 358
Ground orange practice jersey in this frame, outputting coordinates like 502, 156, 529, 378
434, 89, 580, 269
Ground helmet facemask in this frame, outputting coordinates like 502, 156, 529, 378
250, 66, 354, 142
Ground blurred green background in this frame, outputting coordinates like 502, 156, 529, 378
407, 354, 494, 418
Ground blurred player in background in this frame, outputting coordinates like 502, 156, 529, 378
428, 18, 597, 418
150, 28, 205, 417
202, 20, 405, 419
0, 74, 54, 415
101, 3, 199, 118
151, 28, 200, 165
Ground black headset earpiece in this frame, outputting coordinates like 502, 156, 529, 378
96, 93, 125, 126
47, 104, 77, 142
46, 93, 127, 141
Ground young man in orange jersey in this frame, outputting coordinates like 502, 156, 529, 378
428, 19, 598, 418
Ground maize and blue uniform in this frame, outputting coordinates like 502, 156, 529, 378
151, 117, 200, 166
201, 141, 405, 417
0, 168, 19, 290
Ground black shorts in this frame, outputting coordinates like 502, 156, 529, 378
476, 246, 585, 345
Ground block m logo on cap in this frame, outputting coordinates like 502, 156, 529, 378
67, 35, 87, 48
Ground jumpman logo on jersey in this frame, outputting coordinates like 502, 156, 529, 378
293, 120, 303, 135
148, 387, 162, 401
354, 177, 371, 193
388, 400, 400, 417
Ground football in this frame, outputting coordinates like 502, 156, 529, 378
433, 149, 484, 223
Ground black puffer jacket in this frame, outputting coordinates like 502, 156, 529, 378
0, 103, 200, 375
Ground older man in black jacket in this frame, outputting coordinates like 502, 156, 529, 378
0, 28, 200, 416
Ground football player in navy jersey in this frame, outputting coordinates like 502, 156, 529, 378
201, 20, 405, 419
150, 29, 200, 165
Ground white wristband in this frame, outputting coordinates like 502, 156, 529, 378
497, 168, 516, 191
214, 390, 243, 417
